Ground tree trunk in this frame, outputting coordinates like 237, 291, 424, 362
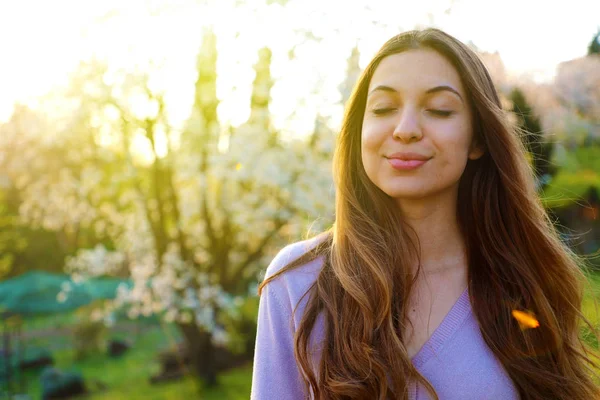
177, 322, 218, 387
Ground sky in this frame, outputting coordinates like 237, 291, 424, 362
0, 0, 598, 138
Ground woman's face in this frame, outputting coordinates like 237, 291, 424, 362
361, 49, 483, 202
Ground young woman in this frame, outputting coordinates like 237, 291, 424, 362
250, 28, 600, 400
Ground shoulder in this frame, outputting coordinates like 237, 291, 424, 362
262, 233, 328, 316
265, 233, 328, 280
252, 235, 329, 399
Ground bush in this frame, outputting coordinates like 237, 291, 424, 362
72, 319, 106, 361
219, 296, 259, 357
40, 367, 86, 400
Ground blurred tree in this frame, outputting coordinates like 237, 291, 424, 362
338, 45, 361, 106
588, 28, 600, 55
477, 51, 510, 94
541, 145, 600, 262
0, 107, 83, 277
534, 53, 600, 256
248, 48, 274, 134
509, 88, 557, 191
542, 146, 600, 209
0, 187, 26, 278
552, 55, 600, 146
6, 29, 334, 386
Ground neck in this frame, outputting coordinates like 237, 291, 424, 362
397, 189, 468, 277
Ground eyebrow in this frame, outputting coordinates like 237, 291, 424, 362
368, 85, 463, 103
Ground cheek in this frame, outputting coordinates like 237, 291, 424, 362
431, 122, 472, 168
361, 119, 390, 151
458, 134, 476, 164
361, 127, 383, 180
441, 120, 473, 157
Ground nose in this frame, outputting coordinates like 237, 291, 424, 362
392, 106, 423, 142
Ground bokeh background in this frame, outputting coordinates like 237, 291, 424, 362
0, 0, 599, 398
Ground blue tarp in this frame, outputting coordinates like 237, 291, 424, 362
0, 271, 132, 315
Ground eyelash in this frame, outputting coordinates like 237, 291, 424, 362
428, 110, 453, 117
372, 108, 395, 115
372, 108, 453, 117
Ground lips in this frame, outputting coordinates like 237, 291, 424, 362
385, 152, 431, 171
386, 152, 432, 161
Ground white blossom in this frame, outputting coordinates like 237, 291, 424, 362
0, 38, 336, 348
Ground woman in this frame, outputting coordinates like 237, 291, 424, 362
251, 28, 600, 400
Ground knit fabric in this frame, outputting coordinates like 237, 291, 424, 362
251, 236, 520, 400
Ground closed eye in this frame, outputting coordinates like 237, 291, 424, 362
372, 108, 396, 115
428, 110, 453, 117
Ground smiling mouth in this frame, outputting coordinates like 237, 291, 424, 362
386, 158, 429, 170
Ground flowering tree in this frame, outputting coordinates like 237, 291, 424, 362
551, 55, 600, 146
525, 53, 600, 256
1, 29, 335, 385
0, 104, 92, 276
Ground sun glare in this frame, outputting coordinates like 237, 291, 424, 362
0, 0, 598, 145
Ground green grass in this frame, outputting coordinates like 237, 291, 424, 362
581, 270, 600, 353
9, 322, 252, 399
582, 272, 600, 322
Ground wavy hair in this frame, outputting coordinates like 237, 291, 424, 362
259, 28, 600, 399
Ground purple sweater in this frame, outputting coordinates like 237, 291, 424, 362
251, 236, 520, 399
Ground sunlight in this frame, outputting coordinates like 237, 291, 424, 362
0, 0, 598, 139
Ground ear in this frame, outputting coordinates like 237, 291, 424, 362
468, 139, 485, 160
468, 146, 484, 160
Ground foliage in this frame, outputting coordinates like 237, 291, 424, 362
0, 185, 71, 279
588, 29, 600, 56
0, 106, 109, 277
551, 54, 600, 145
217, 295, 259, 356
72, 305, 108, 361
0, 189, 26, 278
541, 146, 600, 208
0, 27, 335, 388
509, 87, 556, 190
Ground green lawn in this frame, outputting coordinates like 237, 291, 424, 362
581, 271, 600, 353
582, 271, 600, 320
11, 322, 253, 399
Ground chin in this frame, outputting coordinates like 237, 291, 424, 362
388, 192, 432, 201
382, 180, 460, 204
380, 182, 433, 200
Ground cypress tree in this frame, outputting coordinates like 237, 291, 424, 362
509, 88, 556, 190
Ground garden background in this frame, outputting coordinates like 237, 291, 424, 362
0, 0, 599, 398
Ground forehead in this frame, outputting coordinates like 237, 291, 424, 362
368, 49, 465, 95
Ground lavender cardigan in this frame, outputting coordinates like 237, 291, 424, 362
251, 236, 520, 399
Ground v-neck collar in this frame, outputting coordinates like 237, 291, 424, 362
410, 286, 472, 369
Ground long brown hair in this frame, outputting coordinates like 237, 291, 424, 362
259, 28, 600, 399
